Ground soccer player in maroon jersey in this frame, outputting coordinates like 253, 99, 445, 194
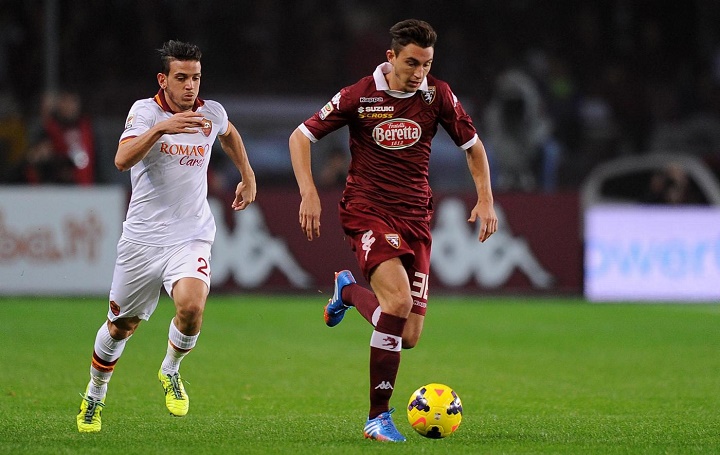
289, 19, 497, 442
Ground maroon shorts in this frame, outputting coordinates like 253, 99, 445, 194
338, 200, 431, 316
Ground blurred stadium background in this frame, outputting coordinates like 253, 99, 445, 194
1, 0, 720, 300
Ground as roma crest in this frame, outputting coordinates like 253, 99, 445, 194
201, 118, 212, 137
385, 233, 401, 249
421, 86, 436, 105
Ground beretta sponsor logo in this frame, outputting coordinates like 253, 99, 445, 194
372, 118, 421, 149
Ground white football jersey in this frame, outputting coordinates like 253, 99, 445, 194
119, 92, 229, 246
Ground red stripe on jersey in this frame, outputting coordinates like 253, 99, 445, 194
153, 90, 205, 113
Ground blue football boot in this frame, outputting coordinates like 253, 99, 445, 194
363, 408, 406, 442
323, 270, 356, 327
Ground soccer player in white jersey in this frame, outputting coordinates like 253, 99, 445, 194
77, 40, 257, 433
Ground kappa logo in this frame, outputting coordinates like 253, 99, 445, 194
209, 201, 313, 289
382, 335, 399, 350
361, 230, 375, 261
331, 91, 342, 109
422, 86, 436, 105
319, 91, 342, 120
374, 381, 394, 390
432, 199, 555, 289
201, 118, 212, 137
385, 233, 400, 249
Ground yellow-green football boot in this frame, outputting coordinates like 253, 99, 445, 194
77, 389, 105, 433
158, 369, 189, 416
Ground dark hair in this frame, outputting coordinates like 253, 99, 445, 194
389, 19, 437, 54
158, 40, 202, 74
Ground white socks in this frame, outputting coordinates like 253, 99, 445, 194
87, 322, 128, 399
160, 319, 199, 375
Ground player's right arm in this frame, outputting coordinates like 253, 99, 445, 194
289, 127, 321, 241
115, 111, 205, 171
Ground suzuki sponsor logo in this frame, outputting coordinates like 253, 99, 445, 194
358, 106, 394, 113
358, 105, 394, 119
372, 119, 421, 149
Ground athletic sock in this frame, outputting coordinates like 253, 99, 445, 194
342, 285, 381, 326
160, 318, 199, 375
368, 312, 407, 419
87, 322, 129, 399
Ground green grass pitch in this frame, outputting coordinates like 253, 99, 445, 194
1, 294, 719, 454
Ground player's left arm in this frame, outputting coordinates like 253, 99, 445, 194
218, 121, 257, 211
437, 81, 498, 242
465, 139, 498, 243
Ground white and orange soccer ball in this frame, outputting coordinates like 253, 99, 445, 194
406, 383, 463, 438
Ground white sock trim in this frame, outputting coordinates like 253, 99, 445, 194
371, 307, 382, 327
370, 330, 402, 352
169, 319, 198, 351
94, 322, 128, 362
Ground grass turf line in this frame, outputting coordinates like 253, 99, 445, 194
1, 295, 719, 454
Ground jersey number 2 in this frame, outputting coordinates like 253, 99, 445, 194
197, 257, 209, 277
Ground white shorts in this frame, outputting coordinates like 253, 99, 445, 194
107, 238, 212, 321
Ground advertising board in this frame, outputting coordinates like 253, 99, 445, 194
585, 205, 720, 301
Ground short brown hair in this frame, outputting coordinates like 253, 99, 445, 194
389, 19, 437, 54
158, 40, 202, 74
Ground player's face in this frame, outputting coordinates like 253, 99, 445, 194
158, 59, 201, 112
386, 43, 434, 93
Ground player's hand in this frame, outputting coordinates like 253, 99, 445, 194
231, 179, 256, 211
299, 192, 322, 240
468, 201, 498, 243
162, 111, 205, 134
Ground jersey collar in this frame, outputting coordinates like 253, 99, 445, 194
373, 62, 428, 99
153, 89, 205, 113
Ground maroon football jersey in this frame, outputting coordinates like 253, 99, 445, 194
301, 63, 479, 220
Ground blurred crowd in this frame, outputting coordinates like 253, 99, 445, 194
1, 0, 720, 196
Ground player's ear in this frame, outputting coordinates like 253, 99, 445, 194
157, 73, 167, 89
386, 49, 395, 63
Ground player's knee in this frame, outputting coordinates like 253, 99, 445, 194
402, 332, 421, 349
176, 303, 204, 323
402, 338, 419, 349
108, 318, 139, 339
